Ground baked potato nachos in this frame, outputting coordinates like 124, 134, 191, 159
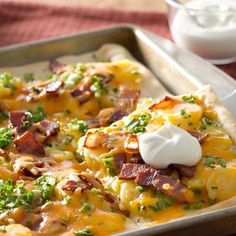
0, 45, 235, 236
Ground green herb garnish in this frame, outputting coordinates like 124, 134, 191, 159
23, 73, 35, 82
135, 186, 144, 193
200, 117, 220, 131
90, 76, 107, 97
182, 94, 195, 104
0, 179, 34, 211
0, 111, 8, 123
102, 156, 117, 177
63, 134, 74, 144
35, 175, 57, 204
75, 63, 87, 72
79, 203, 94, 213
0, 128, 14, 149
69, 119, 87, 134
0, 72, 16, 90
148, 197, 174, 212
22, 104, 46, 129
73, 228, 93, 236
126, 113, 151, 133
204, 155, 226, 168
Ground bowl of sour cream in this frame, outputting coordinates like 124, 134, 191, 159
165, 0, 236, 64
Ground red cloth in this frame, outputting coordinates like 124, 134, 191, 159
0, 0, 235, 79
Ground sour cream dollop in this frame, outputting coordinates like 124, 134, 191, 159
139, 123, 202, 169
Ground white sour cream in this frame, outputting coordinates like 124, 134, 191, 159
139, 123, 202, 169
171, 0, 236, 62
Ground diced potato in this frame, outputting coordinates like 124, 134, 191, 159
5, 224, 33, 236
207, 167, 236, 201
119, 181, 138, 210
170, 103, 203, 130
203, 135, 233, 150
0, 87, 13, 98
45, 148, 74, 161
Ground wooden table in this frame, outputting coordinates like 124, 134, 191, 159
17, 0, 167, 12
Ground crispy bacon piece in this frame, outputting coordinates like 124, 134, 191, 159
71, 88, 82, 97
83, 132, 108, 149
124, 134, 139, 154
45, 80, 64, 97
14, 131, 45, 157
34, 160, 45, 168
62, 180, 81, 192
9, 111, 26, 131
0, 148, 9, 159
70, 89, 93, 104
22, 166, 42, 178
188, 131, 209, 144
170, 164, 196, 178
149, 96, 176, 111
135, 167, 160, 186
87, 108, 127, 129
34, 120, 60, 139
71, 89, 92, 104
110, 109, 127, 123
70, 76, 93, 103
49, 59, 65, 74
152, 175, 186, 203
119, 163, 189, 203
79, 173, 104, 190
87, 108, 116, 128
119, 163, 147, 180
126, 153, 143, 164
117, 85, 140, 112
113, 154, 126, 170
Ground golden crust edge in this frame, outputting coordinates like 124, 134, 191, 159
196, 85, 236, 143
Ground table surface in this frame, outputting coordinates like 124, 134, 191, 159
16, 0, 167, 12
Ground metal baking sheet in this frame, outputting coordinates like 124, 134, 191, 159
0, 24, 236, 236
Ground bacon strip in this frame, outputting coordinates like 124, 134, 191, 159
87, 108, 127, 129
117, 85, 140, 112
62, 180, 84, 192
70, 77, 92, 101
119, 163, 189, 203
9, 111, 26, 131
49, 59, 65, 74
71, 89, 92, 104
170, 164, 196, 178
113, 154, 126, 170
34, 120, 60, 139
14, 131, 45, 157
0, 148, 9, 159
188, 131, 209, 144
119, 163, 148, 179
45, 81, 64, 97
110, 109, 127, 123
149, 96, 176, 111
152, 175, 186, 203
